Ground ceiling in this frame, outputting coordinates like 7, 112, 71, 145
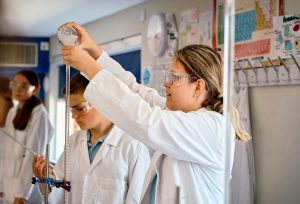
0, 0, 147, 37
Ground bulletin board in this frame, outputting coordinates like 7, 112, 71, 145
212, 0, 300, 87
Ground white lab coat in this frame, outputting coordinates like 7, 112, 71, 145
2, 104, 53, 203
230, 84, 255, 204
82, 51, 236, 204
45, 126, 150, 204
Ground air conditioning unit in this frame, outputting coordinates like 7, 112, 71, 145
0, 42, 38, 67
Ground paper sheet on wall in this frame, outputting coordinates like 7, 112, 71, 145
179, 8, 214, 48
142, 65, 153, 86
142, 62, 169, 95
199, 10, 213, 47
179, 7, 200, 47
272, 15, 300, 58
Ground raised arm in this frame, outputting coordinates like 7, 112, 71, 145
61, 22, 165, 108
96, 51, 165, 108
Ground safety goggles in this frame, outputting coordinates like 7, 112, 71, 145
164, 70, 198, 87
9, 81, 35, 92
70, 101, 92, 115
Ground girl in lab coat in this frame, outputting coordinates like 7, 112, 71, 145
61, 22, 249, 204
32, 73, 150, 204
2, 70, 53, 204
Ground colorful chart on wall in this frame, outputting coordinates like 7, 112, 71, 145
273, 15, 300, 58
215, 0, 284, 60
179, 7, 213, 48
179, 7, 200, 47
199, 10, 213, 46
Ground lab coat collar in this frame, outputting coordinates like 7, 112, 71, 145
85, 126, 123, 172
100, 125, 123, 146
79, 131, 91, 166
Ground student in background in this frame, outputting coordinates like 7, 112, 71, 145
0, 76, 14, 204
32, 72, 150, 204
2, 70, 53, 204
0, 76, 13, 127
60, 22, 250, 204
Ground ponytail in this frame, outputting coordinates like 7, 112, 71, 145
203, 94, 250, 141
231, 106, 251, 141
202, 93, 223, 115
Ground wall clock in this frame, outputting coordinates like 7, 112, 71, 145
147, 13, 168, 57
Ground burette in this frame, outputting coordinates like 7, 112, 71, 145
57, 25, 78, 204
0, 129, 36, 155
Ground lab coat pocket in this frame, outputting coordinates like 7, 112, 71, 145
97, 178, 127, 203
161, 187, 186, 204
95, 177, 126, 204
161, 196, 186, 204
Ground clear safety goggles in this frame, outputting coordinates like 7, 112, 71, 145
164, 70, 198, 87
70, 101, 92, 115
9, 81, 35, 92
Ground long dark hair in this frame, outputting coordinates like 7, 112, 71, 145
13, 70, 42, 130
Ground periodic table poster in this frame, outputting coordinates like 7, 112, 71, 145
215, 0, 284, 59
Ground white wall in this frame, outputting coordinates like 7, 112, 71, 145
49, 0, 300, 203
250, 1, 300, 204
250, 85, 300, 204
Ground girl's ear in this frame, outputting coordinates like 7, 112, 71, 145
194, 78, 206, 96
32, 86, 39, 95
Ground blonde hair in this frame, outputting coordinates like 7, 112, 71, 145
175, 44, 250, 141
